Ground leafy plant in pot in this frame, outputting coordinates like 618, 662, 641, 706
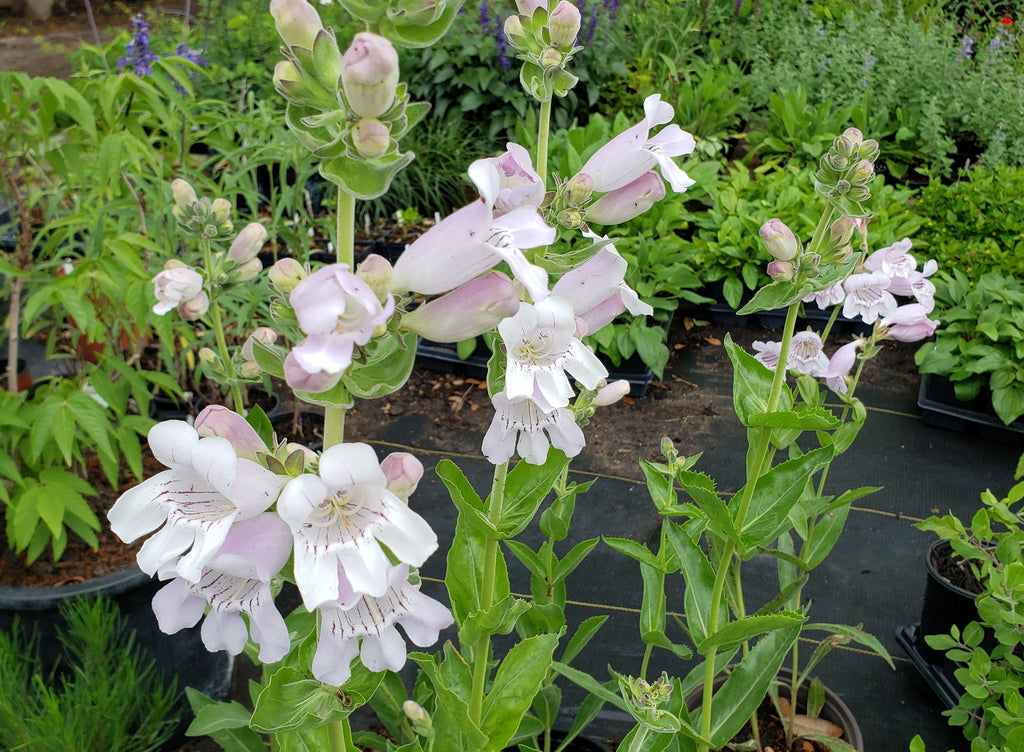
909, 480, 1024, 751
564, 129, 946, 752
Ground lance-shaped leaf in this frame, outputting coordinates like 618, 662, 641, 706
693, 624, 802, 749
665, 521, 721, 647
725, 335, 792, 427
735, 445, 835, 556
738, 282, 814, 315
695, 611, 805, 654
495, 449, 570, 538
250, 665, 382, 733
411, 649, 488, 752
480, 634, 559, 749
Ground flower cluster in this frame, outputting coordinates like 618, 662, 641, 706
109, 405, 452, 684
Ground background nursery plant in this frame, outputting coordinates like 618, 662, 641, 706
105, 1, 700, 751
564, 128, 942, 752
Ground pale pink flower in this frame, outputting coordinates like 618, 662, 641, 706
151, 514, 292, 663
585, 172, 666, 226
760, 218, 799, 261
194, 405, 269, 462
467, 143, 545, 216
152, 266, 203, 315
311, 564, 452, 687
803, 282, 846, 311
864, 238, 938, 309
789, 331, 829, 376
399, 272, 520, 342
822, 339, 864, 394
389, 199, 553, 302
550, 242, 652, 334
752, 340, 782, 370
579, 94, 696, 194
592, 379, 631, 406
842, 271, 897, 324
107, 420, 286, 583
482, 392, 585, 465
879, 303, 939, 343
500, 296, 607, 411
277, 443, 438, 608
287, 264, 395, 391
380, 452, 423, 503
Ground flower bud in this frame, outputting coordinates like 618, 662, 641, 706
198, 349, 219, 369
171, 178, 197, 209
230, 222, 268, 264
586, 171, 665, 225
269, 257, 306, 292
351, 117, 391, 158
503, 14, 526, 46
829, 216, 855, 246
759, 218, 799, 261
850, 159, 874, 185
539, 46, 563, 68
515, 0, 547, 14
195, 404, 268, 460
564, 172, 595, 205
381, 452, 424, 503
234, 257, 263, 282
274, 60, 301, 88
356, 253, 394, 299
238, 361, 262, 379
858, 139, 880, 163
592, 379, 630, 407
270, 0, 323, 50
211, 198, 232, 224
341, 32, 399, 118
242, 326, 279, 362
179, 292, 210, 320
767, 259, 795, 281
400, 272, 520, 341
402, 700, 434, 738
548, 1, 581, 50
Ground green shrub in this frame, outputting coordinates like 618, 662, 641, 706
916, 269, 1024, 425
0, 597, 180, 752
911, 166, 1024, 282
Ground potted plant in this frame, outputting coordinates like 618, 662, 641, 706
904, 480, 1024, 750
560, 128, 943, 752
915, 269, 1024, 438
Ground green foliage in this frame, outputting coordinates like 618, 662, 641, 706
915, 270, 1024, 425
918, 481, 1024, 752
685, 162, 922, 308
0, 363, 161, 564
911, 167, 1024, 281
0, 596, 179, 752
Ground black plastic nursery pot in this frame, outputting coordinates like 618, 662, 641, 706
895, 539, 985, 709
0, 566, 235, 746
684, 667, 864, 752
917, 373, 1024, 442
503, 729, 613, 752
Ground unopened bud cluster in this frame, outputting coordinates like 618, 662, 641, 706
814, 128, 879, 216
503, 0, 582, 101
171, 179, 234, 242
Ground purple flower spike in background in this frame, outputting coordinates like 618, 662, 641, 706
118, 14, 160, 76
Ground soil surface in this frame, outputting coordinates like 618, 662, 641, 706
0, 0, 181, 78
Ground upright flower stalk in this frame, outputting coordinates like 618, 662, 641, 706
113, 1, 702, 751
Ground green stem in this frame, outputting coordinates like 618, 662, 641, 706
698, 302, 801, 752
536, 97, 553, 187
469, 460, 510, 740
326, 718, 356, 752
201, 238, 246, 414
323, 190, 356, 450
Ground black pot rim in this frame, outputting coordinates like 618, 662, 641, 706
0, 564, 151, 612
925, 539, 980, 601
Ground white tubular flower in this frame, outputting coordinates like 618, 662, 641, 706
579, 94, 696, 194
482, 392, 585, 466
311, 564, 453, 687
467, 143, 545, 217
788, 330, 830, 376
107, 420, 286, 582
151, 514, 292, 663
500, 296, 607, 411
277, 443, 438, 609
842, 271, 898, 325
152, 266, 204, 315
550, 241, 652, 334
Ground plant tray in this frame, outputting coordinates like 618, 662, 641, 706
894, 623, 963, 710
917, 374, 1024, 443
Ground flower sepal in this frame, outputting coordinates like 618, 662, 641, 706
342, 329, 418, 400
380, 0, 464, 48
